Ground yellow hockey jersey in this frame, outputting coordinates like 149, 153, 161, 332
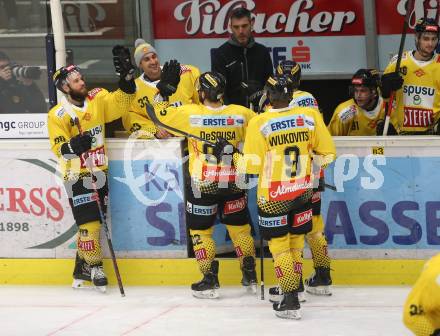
48, 88, 134, 179
403, 253, 440, 334
328, 97, 386, 136
242, 106, 335, 203
123, 64, 201, 138
384, 51, 440, 133
289, 90, 320, 111
154, 102, 255, 184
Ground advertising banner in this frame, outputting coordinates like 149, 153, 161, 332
0, 145, 74, 258
0, 114, 47, 139
0, 139, 188, 258
152, 0, 367, 74
322, 137, 440, 259
2, 138, 439, 260
62, 0, 125, 39
108, 139, 187, 257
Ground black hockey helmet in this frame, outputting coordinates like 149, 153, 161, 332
276, 60, 301, 89
264, 74, 294, 104
350, 68, 380, 91
53, 64, 82, 92
196, 71, 226, 102
415, 18, 440, 37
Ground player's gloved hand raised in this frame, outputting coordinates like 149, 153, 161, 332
381, 72, 403, 98
112, 45, 135, 79
213, 137, 237, 162
112, 45, 136, 94
66, 132, 93, 157
157, 59, 181, 99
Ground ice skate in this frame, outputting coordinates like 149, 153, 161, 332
72, 253, 91, 289
305, 267, 332, 296
191, 260, 219, 299
91, 264, 108, 293
273, 292, 301, 320
241, 256, 257, 294
269, 278, 306, 303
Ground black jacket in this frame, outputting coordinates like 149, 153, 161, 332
211, 36, 273, 107
0, 78, 46, 114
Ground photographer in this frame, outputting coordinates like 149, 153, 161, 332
0, 51, 46, 114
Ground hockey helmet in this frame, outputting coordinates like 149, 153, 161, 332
53, 65, 82, 92
415, 18, 440, 37
276, 60, 301, 89
350, 69, 380, 90
264, 74, 294, 104
196, 71, 226, 102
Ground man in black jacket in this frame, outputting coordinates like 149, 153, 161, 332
0, 51, 46, 114
211, 7, 273, 108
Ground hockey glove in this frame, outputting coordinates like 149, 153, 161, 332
157, 59, 181, 99
213, 137, 238, 162
112, 45, 136, 94
61, 132, 93, 158
376, 119, 398, 135
381, 72, 403, 98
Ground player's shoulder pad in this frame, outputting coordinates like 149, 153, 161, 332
389, 51, 410, 65
337, 100, 357, 122
180, 64, 199, 75
87, 87, 107, 100
49, 104, 65, 119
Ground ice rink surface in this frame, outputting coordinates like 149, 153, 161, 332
0, 286, 412, 336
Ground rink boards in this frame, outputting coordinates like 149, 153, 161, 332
0, 137, 439, 285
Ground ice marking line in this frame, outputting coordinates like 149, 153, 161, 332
120, 305, 179, 335
46, 305, 105, 336
0, 304, 102, 309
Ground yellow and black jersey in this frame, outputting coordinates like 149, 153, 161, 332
384, 51, 440, 133
155, 102, 255, 185
241, 106, 335, 204
403, 253, 440, 334
328, 97, 386, 136
290, 90, 320, 111
123, 64, 201, 138
48, 88, 134, 178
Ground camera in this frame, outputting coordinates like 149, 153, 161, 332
10, 64, 41, 80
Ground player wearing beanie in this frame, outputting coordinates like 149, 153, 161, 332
123, 38, 201, 139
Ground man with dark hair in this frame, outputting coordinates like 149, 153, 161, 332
379, 18, 440, 135
122, 38, 200, 139
0, 51, 46, 114
328, 68, 385, 136
211, 7, 273, 108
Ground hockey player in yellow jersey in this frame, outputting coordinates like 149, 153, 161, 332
47, 46, 136, 291
262, 60, 333, 303
403, 253, 440, 336
379, 18, 440, 135
150, 71, 257, 299
123, 38, 200, 139
328, 69, 385, 136
216, 74, 336, 319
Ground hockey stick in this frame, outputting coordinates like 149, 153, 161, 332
260, 234, 265, 300
325, 183, 337, 191
61, 95, 125, 297
145, 102, 216, 146
383, 0, 414, 135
